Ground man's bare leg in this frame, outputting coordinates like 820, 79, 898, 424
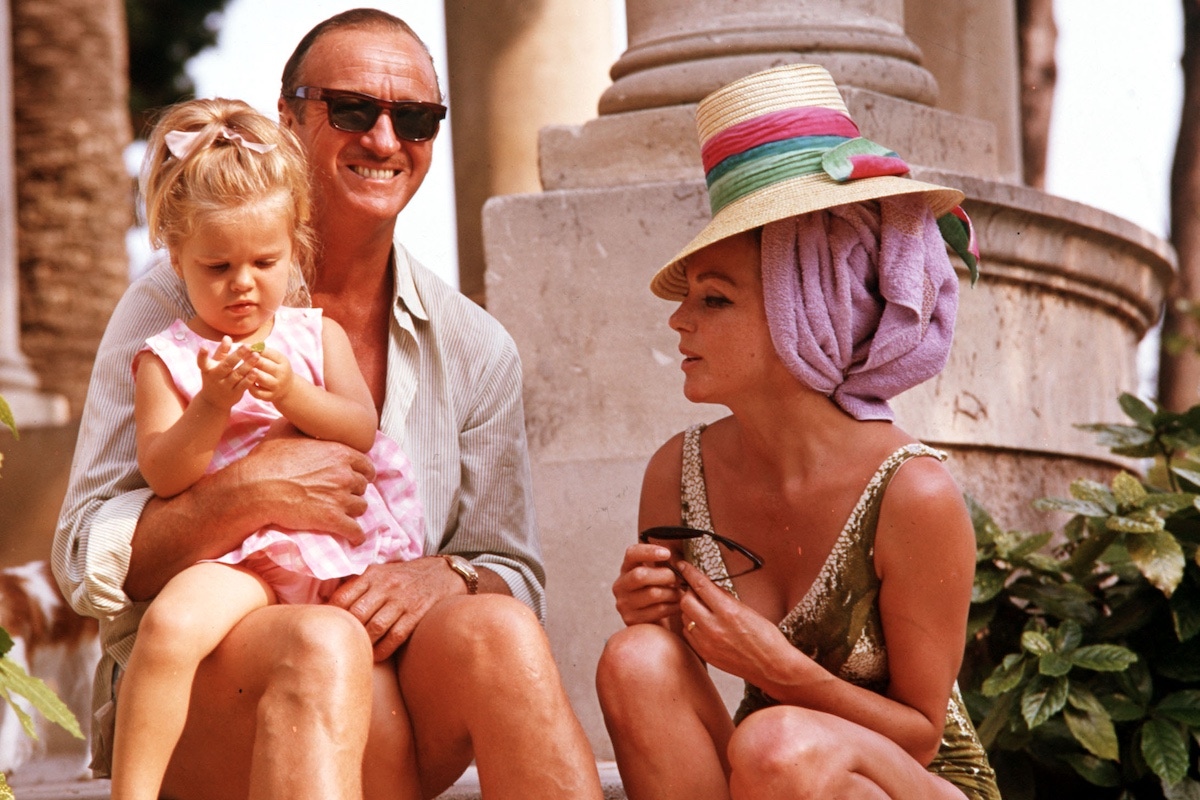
397, 594, 604, 800
156, 603, 374, 800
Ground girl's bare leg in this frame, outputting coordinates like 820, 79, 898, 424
157, 602, 374, 800
728, 706, 969, 800
396, 594, 604, 800
596, 624, 734, 800
111, 563, 272, 800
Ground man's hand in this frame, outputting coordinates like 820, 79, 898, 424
127, 430, 376, 601
329, 557, 468, 661
238, 432, 375, 546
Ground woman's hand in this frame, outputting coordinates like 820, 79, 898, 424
676, 560, 799, 686
612, 542, 686, 626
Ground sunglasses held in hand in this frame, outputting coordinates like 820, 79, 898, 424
638, 526, 764, 580
289, 86, 447, 141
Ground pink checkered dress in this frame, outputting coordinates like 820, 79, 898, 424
139, 308, 425, 603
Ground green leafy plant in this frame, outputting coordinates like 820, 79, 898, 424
964, 393, 1200, 799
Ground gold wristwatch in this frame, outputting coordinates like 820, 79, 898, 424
442, 554, 478, 595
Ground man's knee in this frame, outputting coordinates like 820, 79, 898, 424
411, 594, 552, 687
267, 605, 373, 699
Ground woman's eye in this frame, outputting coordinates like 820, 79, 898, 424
704, 295, 731, 308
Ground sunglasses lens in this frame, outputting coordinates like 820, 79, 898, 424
326, 97, 379, 133
721, 546, 759, 579
390, 106, 441, 141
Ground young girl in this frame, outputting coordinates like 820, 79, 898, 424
110, 98, 424, 800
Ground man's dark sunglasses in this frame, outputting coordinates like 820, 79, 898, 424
638, 526, 764, 579
288, 86, 447, 141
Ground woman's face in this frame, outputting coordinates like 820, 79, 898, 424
669, 231, 787, 405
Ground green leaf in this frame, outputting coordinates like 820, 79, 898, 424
1039, 652, 1074, 677
965, 493, 1001, 547
982, 653, 1028, 697
250, 341, 266, 352
1077, 422, 1159, 457
0, 626, 11, 658
1128, 531, 1187, 596
0, 658, 83, 739
1170, 581, 1200, 641
1052, 619, 1084, 651
1108, 513, 1165, 534
1062, 752, 1122, 787
1156, 691, 1200, 727
1005, 530, 1056, 561
1022, 676, 1070, 729
1034, 497, 1111, 518
1173, 465, 1200, 490
1070, 644, 1139, 672
1022, 630, 1054, 656
1141, 718, 1190, 785
0, 771, 14, 800
1119, 392, 1158, 426
1068, 685, 1109, 715
0, 685, 36, 739
1072, 479, 1121, 510
0, 394, 15, 440
1113, 472, 1149, 508
972, 568, 1007, 604
1064, 704, 1120, 761
1103, 693, 1148, 721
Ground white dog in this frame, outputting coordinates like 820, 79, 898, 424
0, 560, 100, 780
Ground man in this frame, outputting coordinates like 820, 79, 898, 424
53, 10, 603, 799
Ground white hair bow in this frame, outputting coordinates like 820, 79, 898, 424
164, 126, 276, 160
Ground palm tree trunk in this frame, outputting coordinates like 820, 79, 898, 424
11, 0, 132, 416
1017, 0, 1058, 189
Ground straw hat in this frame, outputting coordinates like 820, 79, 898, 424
650, 63, 967, 300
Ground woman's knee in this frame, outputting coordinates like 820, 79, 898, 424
596, 624, 688, 697
728, 707, 843, 789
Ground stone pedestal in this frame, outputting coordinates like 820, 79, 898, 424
481, 0, 1173, 757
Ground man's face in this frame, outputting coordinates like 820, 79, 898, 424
280, 27, 441, 231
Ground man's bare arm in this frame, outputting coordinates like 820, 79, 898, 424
125, 435, 374, 600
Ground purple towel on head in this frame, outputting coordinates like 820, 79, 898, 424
761, 196, 958, 421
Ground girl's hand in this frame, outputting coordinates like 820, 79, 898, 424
247, 347, 293, 404
195, 336, 257, 412
676, 560, 798, 685
612, 542, 686, 626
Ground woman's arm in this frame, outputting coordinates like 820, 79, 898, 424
610, 434, 689, 627
677, 458, 975, 765
251, 318, 377, 452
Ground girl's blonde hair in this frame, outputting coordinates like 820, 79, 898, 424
141, 97, 316, 291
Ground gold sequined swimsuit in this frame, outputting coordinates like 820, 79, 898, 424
680, 424, 1000, 800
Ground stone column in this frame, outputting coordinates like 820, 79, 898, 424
481, 0, 1172, 757
443, 0, 614, 304
602, 0, 937, 112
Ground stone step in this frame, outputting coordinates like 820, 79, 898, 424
7, 760, 627, 800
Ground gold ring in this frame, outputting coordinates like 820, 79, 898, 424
686, 620, 697, 632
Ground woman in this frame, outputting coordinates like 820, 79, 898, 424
595, 64, 998, 800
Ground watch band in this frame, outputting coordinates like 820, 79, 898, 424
442, 554, 478, 595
